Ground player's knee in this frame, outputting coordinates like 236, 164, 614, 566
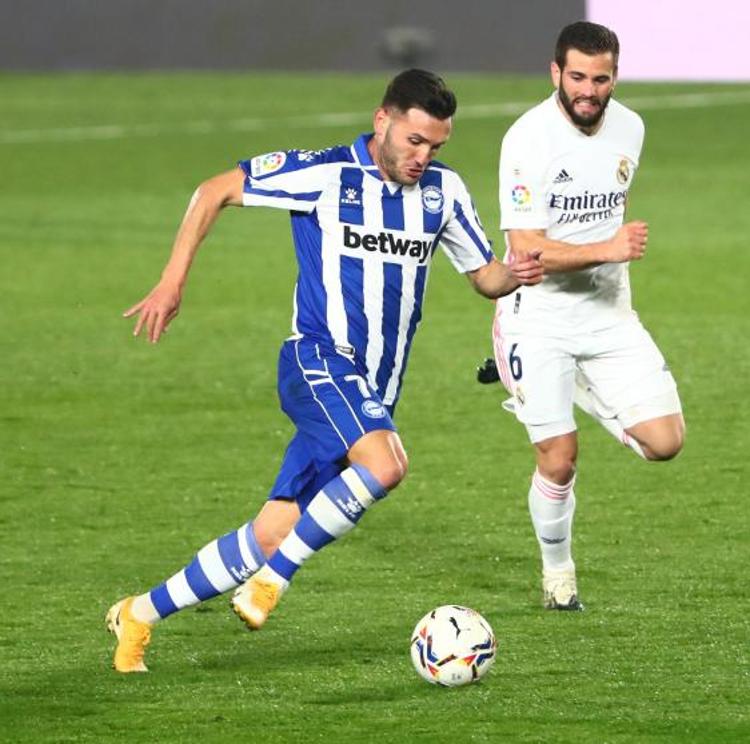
535, 436, 577, 484
637, 416, 685, 461
536, 450, 576, 484
539, 459, 576, 485
643, 430, 684, 461
370, 453, 408, 491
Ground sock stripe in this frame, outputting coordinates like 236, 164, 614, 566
321, 477, 364, 524
198, 539, 237, 591
340, 467, 376, 508
151, 582, 178, 617
350, 462, 387, 500
533, 471, 573, 501
242, 523, 267, 568
307, 490, 354, 535
184, 553, 221, 601
281, 530, 317, 564
166, 570, 200, 607
296, 512, 336, 551
267, 549, 300, 582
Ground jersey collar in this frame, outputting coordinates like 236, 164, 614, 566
352, 133, 377, 167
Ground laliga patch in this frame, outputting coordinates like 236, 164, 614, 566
361, 400, 387, 419
511, 185, 531, 206
421, 185, 444, 214
250, 151, 287, 178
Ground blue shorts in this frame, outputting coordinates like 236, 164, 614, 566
268, 338, 396, 511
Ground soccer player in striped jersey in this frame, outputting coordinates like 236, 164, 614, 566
107, 69, 543, 672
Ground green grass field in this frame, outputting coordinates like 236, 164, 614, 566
1, 72, 749, 743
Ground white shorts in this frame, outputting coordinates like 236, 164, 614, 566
492, 309, 681, 443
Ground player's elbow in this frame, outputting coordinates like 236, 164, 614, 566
468, 262, 515, 300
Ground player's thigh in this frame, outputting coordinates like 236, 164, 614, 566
277, 338, 398, 474
494, 330, 578, 440
579, 318, 681, 425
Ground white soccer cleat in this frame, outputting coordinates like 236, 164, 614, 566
543, 567, 585, 611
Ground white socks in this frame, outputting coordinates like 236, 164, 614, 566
528, 469, 576, 572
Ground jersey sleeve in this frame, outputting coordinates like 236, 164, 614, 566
438, 173, 495, 273
498, 122, 549, 231
238, 147, 347, 213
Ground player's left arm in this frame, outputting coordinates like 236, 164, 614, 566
466, 254, 543, 299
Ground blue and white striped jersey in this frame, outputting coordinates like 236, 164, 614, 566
239, 133, 494, 406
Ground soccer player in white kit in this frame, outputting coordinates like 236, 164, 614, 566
491, 22, 685, 610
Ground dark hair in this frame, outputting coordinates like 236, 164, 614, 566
381, 68, 457, 120
555, 21, 619, 70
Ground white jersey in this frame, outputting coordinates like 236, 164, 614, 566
498, 93, 644, 331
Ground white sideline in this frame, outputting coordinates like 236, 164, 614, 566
2, 89, 749, 145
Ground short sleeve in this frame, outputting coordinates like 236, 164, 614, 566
238, 146, 351, 213
439, 173, 495, 273
498, 124, 549, 231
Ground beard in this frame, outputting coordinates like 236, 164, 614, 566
558, 83, 611, 129
378, 128, 422, 186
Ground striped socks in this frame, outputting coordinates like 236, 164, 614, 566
528, 469, 576, 572
132, 521, 267, 623
257, 463, 387, 588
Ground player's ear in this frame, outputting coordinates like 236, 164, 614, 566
373, 107, 390, 139
550, 61, 561, 88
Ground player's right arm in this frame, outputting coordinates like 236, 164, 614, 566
507, 221, 648, 273
123, 168, 245, 343
499, 114, 647, 273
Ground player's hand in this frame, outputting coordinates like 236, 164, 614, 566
511, 250, 544, 286
123, 281, 182, 343
606, 221, 648, 263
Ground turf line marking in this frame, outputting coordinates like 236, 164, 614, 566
2, 90, 749, 145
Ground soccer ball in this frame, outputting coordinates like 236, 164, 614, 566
410, 605, 497, 687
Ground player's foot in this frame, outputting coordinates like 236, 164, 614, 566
231, 575, 283, 630
476, 357, 500, 384
106, 597, 152, 672
542, 568, 585, 611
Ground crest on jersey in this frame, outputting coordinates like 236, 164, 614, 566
616, 158, 630, 184
341, 186, 362, 206
511, 184, 531, 205
296, 149, 323, 162
421, 185, 444, 214
361, 400, 387, 419
250, 151, 287, 177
